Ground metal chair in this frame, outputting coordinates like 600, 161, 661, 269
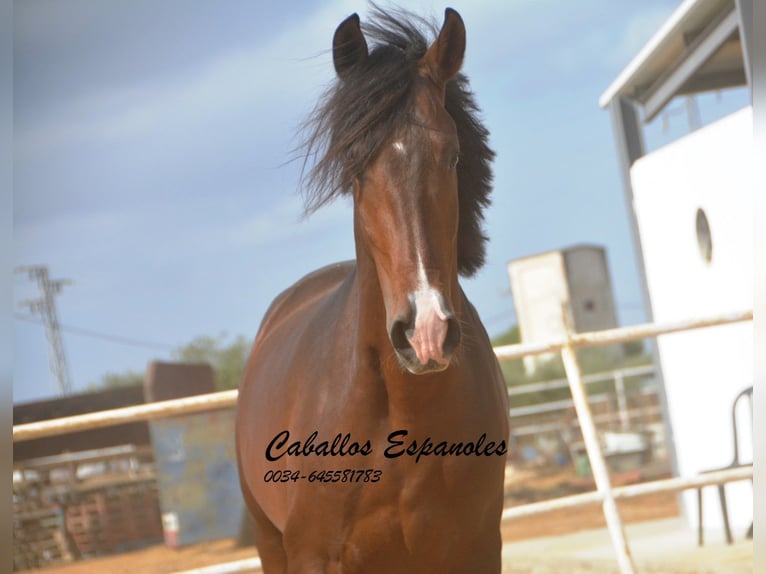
696, 385, 753, 546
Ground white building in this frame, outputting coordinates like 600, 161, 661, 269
507, 245, 621, 374
600, 0, 753, 538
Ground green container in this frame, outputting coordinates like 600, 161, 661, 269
575, 454, 591, 477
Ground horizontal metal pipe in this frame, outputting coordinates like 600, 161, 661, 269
494, 310, 752, 360
510, 395, 660, 418
610, 465, 753, 499
508, 364, 655, 396
501, 465, 752, 520
12, 310, 752, 442
172, 557, 262, 574
13, 390, 238, 442
511, 405, 663, 436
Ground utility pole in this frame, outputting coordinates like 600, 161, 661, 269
16, 265, 74, 395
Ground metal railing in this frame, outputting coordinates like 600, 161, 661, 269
508, 364, 659, 438
495, 308, 752, 574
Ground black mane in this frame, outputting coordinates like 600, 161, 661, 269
300, 6, 495, 277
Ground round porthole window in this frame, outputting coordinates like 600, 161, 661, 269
695, 208, 712, 264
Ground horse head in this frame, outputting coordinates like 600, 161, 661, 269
333, 10, 466, 375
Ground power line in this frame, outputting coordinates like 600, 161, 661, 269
14, 313, 176, 352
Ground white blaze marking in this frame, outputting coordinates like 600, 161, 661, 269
392, 140, 406, 154
414, 251, 448, 321
416, 250, 428, 291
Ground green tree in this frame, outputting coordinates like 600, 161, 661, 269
89, 333, 252, 392
491, 324, 521, 347
86, 370, 143, 391
622, 339, 645, 357
491, 324, 526, 388
173, 333, 251, 391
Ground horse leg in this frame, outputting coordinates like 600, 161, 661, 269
240, 482, 287, 573
472, 531, 503, 574
447, 526, 502, 574
251, 505, 288, 573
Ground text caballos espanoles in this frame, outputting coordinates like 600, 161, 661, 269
265, 430, 507, 464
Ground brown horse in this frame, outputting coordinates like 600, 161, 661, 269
236, 7, 509, 573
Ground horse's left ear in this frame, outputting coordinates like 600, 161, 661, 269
333, 13, 368, 78
423, 8, 465, 85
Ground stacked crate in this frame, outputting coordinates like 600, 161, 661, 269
13, 485, 74, 571
14, 469, 163, 568
65, 482, 163, 556
65, 492, 108, 556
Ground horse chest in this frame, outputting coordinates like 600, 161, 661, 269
332, 480, 497, 574
339, 454, 499, 558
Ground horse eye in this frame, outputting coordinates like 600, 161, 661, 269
448, 152, 459, 170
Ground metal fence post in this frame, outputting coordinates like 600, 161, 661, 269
615, 371, 629, 431
560, 304, 636, 574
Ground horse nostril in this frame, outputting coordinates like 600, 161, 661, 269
389, 317, 413, 353
443, 316, 461, 356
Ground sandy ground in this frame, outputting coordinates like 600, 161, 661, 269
501, 516, 753, 574
18, 465, 693, 574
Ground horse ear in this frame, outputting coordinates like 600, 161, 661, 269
423, 8, 465, 85
333, 13, 368, 78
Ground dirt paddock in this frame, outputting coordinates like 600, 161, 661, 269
20, 492, 678, 574
19, 466, 702, 574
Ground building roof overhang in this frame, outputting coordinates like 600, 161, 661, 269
599, 0, 746, 121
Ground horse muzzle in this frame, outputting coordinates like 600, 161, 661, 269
388, 289, 461, 374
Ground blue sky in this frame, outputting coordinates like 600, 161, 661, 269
13, 0, 748, 403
